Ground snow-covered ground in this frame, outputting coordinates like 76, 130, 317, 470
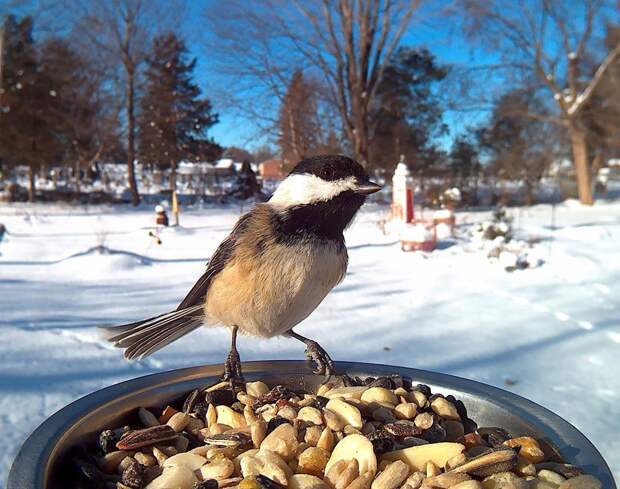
0, 199, 619, 485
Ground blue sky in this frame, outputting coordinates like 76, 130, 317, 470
182, 2, 497, 151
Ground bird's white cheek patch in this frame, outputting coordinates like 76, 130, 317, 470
269, 174, 357, 206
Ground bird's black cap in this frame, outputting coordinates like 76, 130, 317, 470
290, 155, 369, 182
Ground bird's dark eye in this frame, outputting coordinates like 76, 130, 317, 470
319, 167, 335, 180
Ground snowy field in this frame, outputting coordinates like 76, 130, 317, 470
0, 199, 619, 485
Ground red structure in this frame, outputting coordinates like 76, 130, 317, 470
392, 155, 415, 223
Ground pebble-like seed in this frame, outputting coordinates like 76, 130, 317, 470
246, 381, 270, 398
139, 407, 160, 428
317, 427, 335, 452
503, 437, 545, 464
424, 472, 471, 488
344, 425, 363, 436
325, 460, 348, 488
167, 412, 190, 433
305, 425, 323, 446
175, 434, 189, 452
134, 451, 157, 466
186, 416, 205, 434
445, 453, 468, 470
159, 405, 178, 424
323, 408, 346, 432
209, 423, 229, 435
361, 422, 375, 435
538, 469, 566, 485
426, 461, 440, 477
334, 459, 360, 489
245, 404, 258, 424
207, 404, 217, 428
326, 399, 363, 430
260, 422, 299, 461
430, 398, 460, 421
199, 458, 235, 480
152, 447, 168, 465
370, 460, 410, 489
481, 471, 531, 489
118, 455, 135, 474
344, 471, 374, 489
98, 450, 130, 473
298, 446, 330, 477
402, 472, 425, 489
394, 403, 417, 420
279, 405, 298, 421
361, 388, 399, 407
237, 392, 256, 406
298, 406, 324, 426
414, 413, 434, 430
443, 420, 465, 442
371, 407, 395, 423
409, 391, 428, 409
251, 420, 268, 448
515, 455, 536, 477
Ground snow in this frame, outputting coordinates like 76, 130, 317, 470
1, 200, 620, 484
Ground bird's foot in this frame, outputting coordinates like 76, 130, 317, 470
304, 340, 335, 377
222, 349, 245, 390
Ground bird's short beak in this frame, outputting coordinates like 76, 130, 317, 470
354, 181, 382, 195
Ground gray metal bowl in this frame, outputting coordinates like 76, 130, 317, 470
7, 361, 616, 488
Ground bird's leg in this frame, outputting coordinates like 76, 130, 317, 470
223, 325, 245, 388
286, 329, 335, 376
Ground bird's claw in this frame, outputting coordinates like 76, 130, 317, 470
222, 349, 245, 390
304, 340, 335, 377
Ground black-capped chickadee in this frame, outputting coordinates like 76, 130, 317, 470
102, 155, 381, 379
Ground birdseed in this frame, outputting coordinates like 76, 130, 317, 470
71, 374, 603, 489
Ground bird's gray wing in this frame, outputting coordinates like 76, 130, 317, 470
176, 212, 253, 310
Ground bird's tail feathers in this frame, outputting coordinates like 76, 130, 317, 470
100, 304, 204, 360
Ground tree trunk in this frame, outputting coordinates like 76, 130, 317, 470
126, 71, 140, 206
28, 164, 36, 202
74, 159, 81, 193
568, 124, 593, 205
0, 25, 4, 96
170, 160, 177, 192
353, 108, 369, 168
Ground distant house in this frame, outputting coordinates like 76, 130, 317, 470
259, 159, 285, 180
214, 158, 236, 177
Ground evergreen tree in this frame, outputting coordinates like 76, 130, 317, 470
39, 37, 119, 189
0, 15, 62, 201
229, 161, 262, 200
278, 70, 319, 172
138, 32, 220, 190
370, 47, 448, 173
449, 134, 481, 203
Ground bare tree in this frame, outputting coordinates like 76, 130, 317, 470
73, 0, 179, 205
207, 0, 419, 167
461, 0, 620, 205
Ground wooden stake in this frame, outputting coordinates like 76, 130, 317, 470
172, 191, 180, 226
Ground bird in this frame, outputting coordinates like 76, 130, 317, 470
101, 155, 381, 381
